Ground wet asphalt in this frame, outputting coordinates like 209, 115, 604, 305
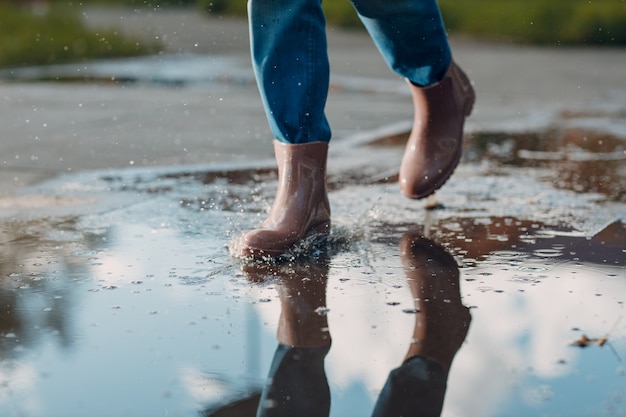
0, 6, 625, 417
1, 6, 625, 201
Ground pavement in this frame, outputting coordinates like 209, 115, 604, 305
1, 6, 625, 200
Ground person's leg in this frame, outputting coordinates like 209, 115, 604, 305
350, 0, 451, 87
248, 0, 331, 144
350, 0, 476, 199
235, 0, 331, 258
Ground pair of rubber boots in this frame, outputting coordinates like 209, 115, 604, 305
236, 62, 475, 259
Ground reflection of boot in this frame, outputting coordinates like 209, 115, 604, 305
399, 233, 471, 370
243, 257, 332, 417
242, 255, 331, 348
372, 233, 471, 417
236, 140, 331, 258
399, 62, 475, 199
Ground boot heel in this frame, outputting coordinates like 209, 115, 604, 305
463, 85, 476, 117
453, 63, 476, 117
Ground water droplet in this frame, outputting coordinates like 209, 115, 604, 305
517, 265, 550, 272
315, 306, 330, 315
533, 248, 562, 258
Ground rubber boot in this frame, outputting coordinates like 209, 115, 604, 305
399, 62, 476, 199
237, 140, 331, 258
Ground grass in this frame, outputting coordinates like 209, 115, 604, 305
0, 3, 160, 69
199, 0, 626, 45
1, 0, 623, 69
438, 0, 626, 45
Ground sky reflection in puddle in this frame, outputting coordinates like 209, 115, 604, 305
1, 213, 624, 417
1, 126, 625, 417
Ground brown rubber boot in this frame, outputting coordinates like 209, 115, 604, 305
399, 62, 476, 199
236, 140, 331, 258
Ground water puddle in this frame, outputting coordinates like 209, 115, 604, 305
0, 124, 625, 416
466, 126, 626, 201
0, 54, 254, 86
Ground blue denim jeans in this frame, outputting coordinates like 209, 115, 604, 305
248, 0, 452, 144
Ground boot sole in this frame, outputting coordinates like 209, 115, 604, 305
239, 220, 331, 260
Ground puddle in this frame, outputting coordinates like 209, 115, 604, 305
0, 54, 255, 86
0, 124, 625, 417
465, 127, 626, 202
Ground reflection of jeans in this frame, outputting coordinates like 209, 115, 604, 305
257, 344, 331, 417
256, 345, 447, 417
248, 0, 452, 144
372, 356, 447, 417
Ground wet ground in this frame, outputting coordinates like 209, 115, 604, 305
1, 118, 625, 417
1, 7, 626, 417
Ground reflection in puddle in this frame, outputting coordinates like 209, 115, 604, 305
217, 234, 470, 417
0, 125, 625, 416
466, 127, 625, 201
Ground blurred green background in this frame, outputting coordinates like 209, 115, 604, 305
1, 0, 625, 69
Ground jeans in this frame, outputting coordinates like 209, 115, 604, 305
248, 0, 452, 144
